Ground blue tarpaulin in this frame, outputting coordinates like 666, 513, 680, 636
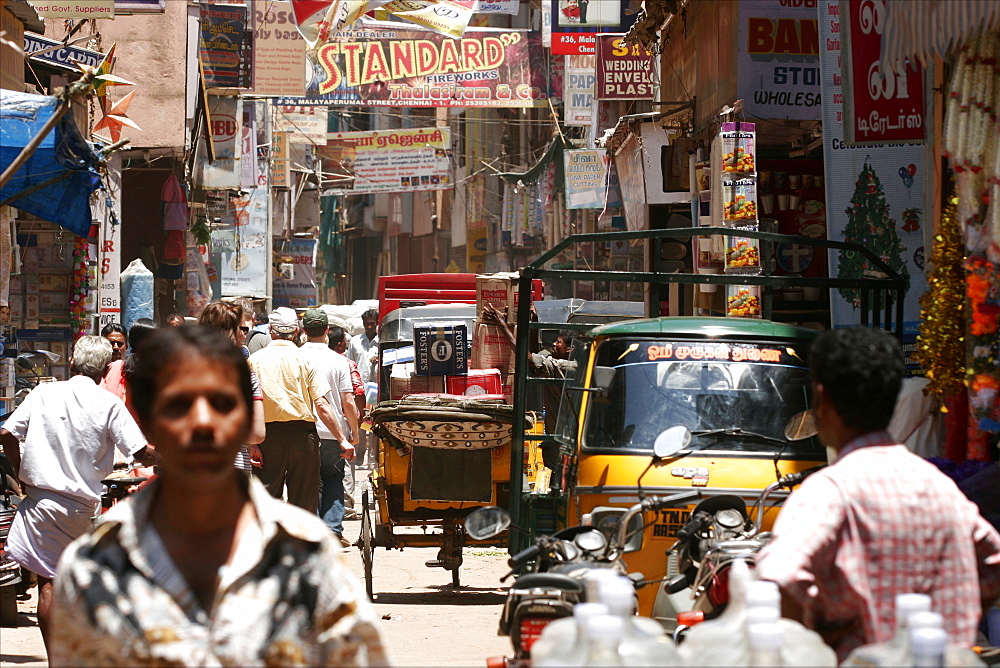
0, 89, 103, 237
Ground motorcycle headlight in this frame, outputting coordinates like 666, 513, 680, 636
715, 508, 746, 530
574, 529, 608, 553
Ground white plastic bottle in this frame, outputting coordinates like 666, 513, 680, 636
843, 593, 932, 666
910, 627, 947, 668
582, 614, 625, 667
748, 622, 784, 667
598, 578, 681, 666
532, 602, 608, 667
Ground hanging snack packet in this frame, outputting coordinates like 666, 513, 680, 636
721, 122, 756, 175
726, 285, 762, 318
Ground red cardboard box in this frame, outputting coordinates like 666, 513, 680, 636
446, 369, 502, 396
476, 272, 520, 323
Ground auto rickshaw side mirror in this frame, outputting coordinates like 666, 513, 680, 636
653, 425, 692, 459
591, 366, 615, 392
464, 506, 512, 540
784, 409, 818, 441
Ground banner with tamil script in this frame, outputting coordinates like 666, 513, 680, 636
318, 128, 453, 195
296, 21, 546, 107
200, 3, 252, 88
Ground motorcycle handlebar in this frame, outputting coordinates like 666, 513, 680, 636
616, 490, 702, 549
508, 543, 541, 568
674, 511, 711, 543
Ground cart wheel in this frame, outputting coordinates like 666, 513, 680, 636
360, 490, 375, 601
451, 567, 460, 588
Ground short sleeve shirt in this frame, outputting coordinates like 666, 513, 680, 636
4, 375, 147, 506
248, 340, 331, 423
300, 343, 353, 440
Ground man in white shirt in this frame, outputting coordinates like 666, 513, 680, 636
301, 309, 358, 547
0, 335, 155, 651
347, 308, 379, 468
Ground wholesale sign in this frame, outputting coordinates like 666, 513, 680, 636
200, 3, 252, 88
595, 35, 655, 100
318, 128, 453, 195
304, 23, 547, 107
842, 0, 926, 144
737, 0, 821, 121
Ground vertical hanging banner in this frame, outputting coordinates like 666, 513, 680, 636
252, 0, 307, 96
818, 0, 925, 335
95, 158, 122, 329
272, 238, 317, 308
195, 96, 243, 189
595, 34, 655, 100
271, 132, 291, 189
738, 0, 821, 121
564, 54, 596, 126
240, 103, 257, 188
841, 0, 925, 143
551, 0, 641, 55
200, 3, 252, 88
217, 189, 269, 297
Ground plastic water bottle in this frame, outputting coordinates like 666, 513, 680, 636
909, 627, 947, 668
748, 622, 784, 666
843, 593, 932, 666
532, 602, 608, 667
598, 577, 680, 665
582, 614, 625, 667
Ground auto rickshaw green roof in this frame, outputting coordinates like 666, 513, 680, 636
588, 316, 820, 342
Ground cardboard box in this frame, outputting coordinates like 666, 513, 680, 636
471, 320, 516, 373
476, 272, 521, 323
446, 369, 502, 397
389, 362, 446, 399
414, 322, 468, 376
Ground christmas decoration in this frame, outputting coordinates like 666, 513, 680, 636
901, 208, 922, 232
837, 160, 910, 309
91, 89, 141, 143
69, 235, 90, 341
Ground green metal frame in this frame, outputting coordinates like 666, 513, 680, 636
507, 228, 907, 548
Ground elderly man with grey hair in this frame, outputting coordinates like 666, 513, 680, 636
0, 335, 156, 652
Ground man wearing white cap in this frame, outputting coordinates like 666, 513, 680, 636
248, 307, 341, 511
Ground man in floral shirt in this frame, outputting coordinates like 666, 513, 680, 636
50, 326, 388, 666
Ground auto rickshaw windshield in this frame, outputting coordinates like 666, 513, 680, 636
581, 338, 823, 457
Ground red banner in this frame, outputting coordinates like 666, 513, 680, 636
843, 0, 925, 144
595, 34, 654, 100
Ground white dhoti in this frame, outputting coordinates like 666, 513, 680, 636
6, 486, 96, 579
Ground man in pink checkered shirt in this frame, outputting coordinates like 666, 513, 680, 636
756, 327, 1000, 661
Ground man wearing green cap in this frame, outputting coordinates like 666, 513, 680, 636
301, 308, 357, 547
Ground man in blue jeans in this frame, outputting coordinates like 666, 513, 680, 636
300, 309, 357, 547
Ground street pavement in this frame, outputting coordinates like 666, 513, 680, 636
0, 470, 511, 667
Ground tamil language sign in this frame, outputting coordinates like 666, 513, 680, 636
200, 3, 251, 88
841, 0, 925, 144
318, 128, 452, 195
564, 149, 622, 209
296, 22, 546, 107
551, 0, 641, 56
595, 35, 654, 100
737, 0, 821, 121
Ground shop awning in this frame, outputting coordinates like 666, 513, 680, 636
881, 0, 1000, 70
0, 89, 103, 237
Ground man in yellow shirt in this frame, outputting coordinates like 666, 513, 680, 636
248, 307, 351, 511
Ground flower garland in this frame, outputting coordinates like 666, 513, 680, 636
69, 235, 90, 341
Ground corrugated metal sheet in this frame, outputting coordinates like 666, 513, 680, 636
881, 0, 1000, 70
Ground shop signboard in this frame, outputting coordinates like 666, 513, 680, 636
818, 0, 925, 336
194, 95, 242, 189
273, 105, 328, 144
29, 0, 114, 19
216, 188, 268, 297
841, 0, 926, 144
737, 0, 821, 121
294, 22, 546, 107
271, 131, 290, 189
551, 0, 641, 56
564, 149, 622, 210
318, 128, 453, 195
564, 54, 595, 126
23, 33, 105, 70
240, 104, 257, 188
94, 157, 122, 328
200, 3, 252, 89
595, 35, 655, 100
272, 238, 317, 308
251, 0, 306, 96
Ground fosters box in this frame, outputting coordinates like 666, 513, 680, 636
413, 321, 469, 376
476, 272, 521, 323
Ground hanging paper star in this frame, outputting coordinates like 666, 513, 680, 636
74, 43, 135, 99
92, 89, 141, 142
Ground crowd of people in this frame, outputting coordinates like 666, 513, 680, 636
0, 303, 387, 664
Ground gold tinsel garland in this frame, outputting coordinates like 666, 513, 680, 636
915, 196, 965, 400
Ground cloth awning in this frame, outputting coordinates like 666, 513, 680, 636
881, 0, 1000, 70
0, 89, 103, 237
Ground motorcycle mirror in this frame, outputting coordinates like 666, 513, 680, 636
653, 425, 692, 459
464, 506, 511, 540
784, 410, 818, 441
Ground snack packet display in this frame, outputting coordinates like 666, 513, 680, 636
721, 122, 756, 175
726, 285, 762, 318
725, 228, 762, 274
723, 179, 757, 222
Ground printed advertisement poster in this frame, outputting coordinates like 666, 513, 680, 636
215, 188, 269, 297
318, 128, 452, 195
737, 0, 821, 121
29, 0, 113, 19
379, 0, 478, 38
595, 34, 655, 100
551, 0, 641, 56
273, 238, 317, 308
251, 0, 306, 96
467, 223, 488, 273
200, 3, 252, 89
194, 96, 243, 189
564, 149, 622, 209
841, 0, 925, 144
564, 54, 596, 126
295, 22, 547, 107
818, 0, 925, 336
478, 0, 520, 14
273, 105, 328, 144
271, 132, 290, 189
